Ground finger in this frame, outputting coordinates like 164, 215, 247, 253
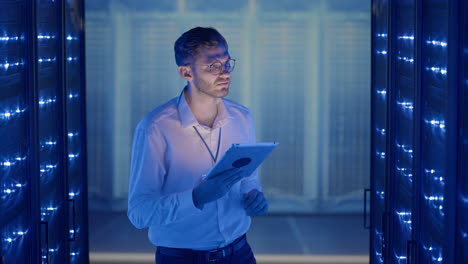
250, 197, 266, 213
254, 203, 269, 216
244, 191, 260, 209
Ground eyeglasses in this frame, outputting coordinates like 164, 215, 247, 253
186, 59, 236, 75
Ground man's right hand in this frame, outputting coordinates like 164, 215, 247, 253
192, 168, 245, 209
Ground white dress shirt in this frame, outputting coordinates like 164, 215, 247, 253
127, 87, 261, 250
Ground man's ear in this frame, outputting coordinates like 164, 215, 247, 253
178, 65, 193, 82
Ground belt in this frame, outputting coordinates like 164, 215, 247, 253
157, 235, 247, 262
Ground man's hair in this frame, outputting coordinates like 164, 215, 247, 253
174, 27, 228, 66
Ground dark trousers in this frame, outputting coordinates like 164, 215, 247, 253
155, 235, 256, 264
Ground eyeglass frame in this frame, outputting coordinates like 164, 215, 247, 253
185, 58, 236, 75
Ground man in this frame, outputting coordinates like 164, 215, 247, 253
127, 27, 268, 264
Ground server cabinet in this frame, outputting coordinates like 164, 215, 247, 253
370, 0, 389, 263
370, 0, 466, 263
0, 1, 88, 263
457, 0, 468, 262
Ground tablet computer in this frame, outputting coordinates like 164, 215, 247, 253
204, 142, 279, 179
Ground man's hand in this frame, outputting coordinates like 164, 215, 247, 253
242, 189, 268, 216
192, 168, 245, 209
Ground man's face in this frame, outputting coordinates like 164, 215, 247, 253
190, 45, 231, 98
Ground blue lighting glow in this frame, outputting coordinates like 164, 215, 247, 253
2, 182, 26, 198
376, 190, 385, 200
396, 100, 414, 110
0, 107, 26, 120
38, 97, 57, 106
0, 35, 22, 42
424, 194, 445, 215
424, 168, 445, 185
0, 61, 24, 71
377, 50, 387, 55
68, 190, 80, 198
1, 156, 26, 168
376, 151, 386, 159
375, 128, 386, 136
426, 40, 447, 48
68, 93, 79, 99
37, 34, 56, 40
398, 35, 414, 40
426, 66, 447, 75
68, 153, 79, 160
396, 210, 412, 225
397, 56, 414, 63
376, 89, 387, 97
38, 57, 56, 63
377, 33, 387, 38
66, 35, 78, 41
422, 244, 443, 262
424, 119, 446, 129
3, 230, 28, 243
67, 57, 78, 62
68, 132, 79, 138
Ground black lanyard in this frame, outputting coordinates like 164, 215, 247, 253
193, 126, 222, 163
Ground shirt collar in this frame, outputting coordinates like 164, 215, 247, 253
177, 86, 235, 129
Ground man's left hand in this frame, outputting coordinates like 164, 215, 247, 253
242, 189, 269, 216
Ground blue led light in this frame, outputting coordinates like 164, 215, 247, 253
396, 211, 412, 225
426, 66, 447, 76
68, 131, 79, 137
0, 107, 26, 120
67, 57, 78, 62
375, 128, 386, 136
376, 190, 385, 200
426, 39, 447, 48
376, 151, 386, 159
0, 35, 21, 42
38, 57, 56, 63
3, 230, 28, 244
1, 156, 26, 168
398, 35, 414, 40
395, 142, 413, 154
38, 97, 57, 106
0, 61, 24, 71
424, 169, 445, 185
377, 50, 387, 55
2, 182, 26, 198
68, 153, 79, 160
397, 56, 414, 63
424, 119, 446, 129
68, 93, 79, 99
66, 35, 78, 41
68, 190, 80, 198
37, 34, 56, 40
376, 89, 387, 97
376, 33, 387, 38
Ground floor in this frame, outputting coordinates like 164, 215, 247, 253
89, 211, 369, 264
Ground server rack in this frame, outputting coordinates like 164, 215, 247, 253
370, 0, 466, 263
0, 0, 88, 263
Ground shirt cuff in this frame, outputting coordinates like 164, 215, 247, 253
178, 189, 203, 213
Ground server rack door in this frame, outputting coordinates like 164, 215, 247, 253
36, 0, 69, 263
0, 0, 41, 263
371, 0, 389, 263
417, 0, 457, 263
456, 0, 468, 262
388, 0, 417, 263
64, 0, 89, 262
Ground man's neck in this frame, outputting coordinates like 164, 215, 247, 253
185, 86, 219, 128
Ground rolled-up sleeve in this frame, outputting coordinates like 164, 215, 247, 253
240, 110, 262, 194
127, 121, 201, 229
